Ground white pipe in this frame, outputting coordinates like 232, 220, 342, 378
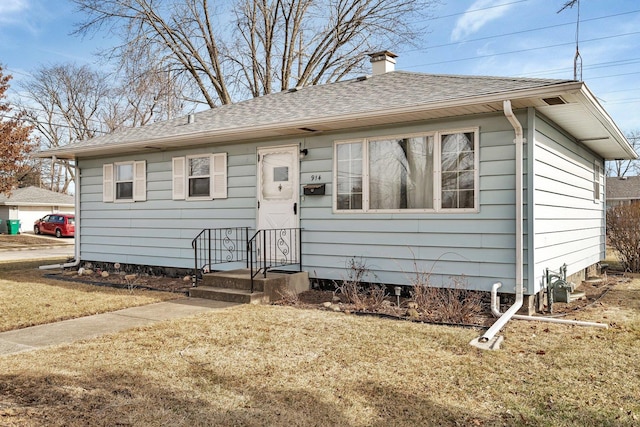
40, 163, 81, 270
490, 282, 608, 328
478, 100, 524, 342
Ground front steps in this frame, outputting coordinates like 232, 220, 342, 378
189, 269, 309, 304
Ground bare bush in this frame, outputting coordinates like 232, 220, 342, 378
366, 285, 388, 311
276, 287, 300, 305
409, 263, 483, 324
334, 258, 385, 311
606, 204, 640, 272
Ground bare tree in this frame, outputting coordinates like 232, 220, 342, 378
70, 0, 431, 107
20, 64, 112, 193
606, 130, 640, 177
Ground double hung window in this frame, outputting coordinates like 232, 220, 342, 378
103, 161, 146, 203
172, 153, 227, 200
335, 129, 478, 212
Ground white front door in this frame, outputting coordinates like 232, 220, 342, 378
257, 145, 300, 262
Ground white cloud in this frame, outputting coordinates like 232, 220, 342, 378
451, 0, 515, 42
0, 0, 30, 22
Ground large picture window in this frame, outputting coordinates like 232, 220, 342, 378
334, 129, 478, 212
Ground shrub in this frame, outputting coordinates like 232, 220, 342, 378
606, 203, 640, 272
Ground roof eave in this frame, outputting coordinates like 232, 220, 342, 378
37, 80, 632, 160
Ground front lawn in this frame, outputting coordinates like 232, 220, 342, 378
0, 262, 181, 332
0, 273, 638, 426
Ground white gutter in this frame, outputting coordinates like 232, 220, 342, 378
40, 163, 81, 270
472, 100, 524, 347
489, 282, 608, 328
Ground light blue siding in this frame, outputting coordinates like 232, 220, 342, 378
531, 112, 604, 292
77, 113, 530, 293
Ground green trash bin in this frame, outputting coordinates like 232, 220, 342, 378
7, 219, 20, 235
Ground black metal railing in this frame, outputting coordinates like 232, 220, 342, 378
248, 228, 302, 292
192, 227, 250, 283
192, 227, 302, 292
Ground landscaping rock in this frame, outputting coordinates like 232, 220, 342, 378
101, 271, 109, 278
183, 275, 192, 282
322, 302, 333, 308
124, 274, 137, 282
406, 308, 420, 319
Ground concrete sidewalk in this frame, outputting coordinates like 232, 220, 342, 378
0, 298, 237, 357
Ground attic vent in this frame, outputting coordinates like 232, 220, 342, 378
542, 97, 566, 106
357, 75, 369, 82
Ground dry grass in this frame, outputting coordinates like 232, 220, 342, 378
0, 274, 639, 425
0, 262, 180, 332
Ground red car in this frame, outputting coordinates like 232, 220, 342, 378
34, 214, 75, 238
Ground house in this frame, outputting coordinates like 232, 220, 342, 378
0, 186, 74, 233
606, 176, 640, 209
37, 52, 636, 313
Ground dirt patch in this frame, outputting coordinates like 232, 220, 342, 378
46, 269, 193, 294
274, 274, 625, 327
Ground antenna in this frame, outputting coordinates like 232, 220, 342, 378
558, 0, 582, 81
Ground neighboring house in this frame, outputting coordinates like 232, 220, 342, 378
38, 52, 636, 312
605, 176, 640, 209
0, 186, 75, 233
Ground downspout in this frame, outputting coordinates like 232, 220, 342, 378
489, 282, 607, 328
40, 161, 81, 270
477, 100, 524, 343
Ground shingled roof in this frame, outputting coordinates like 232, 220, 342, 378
606, 176, 640, 201
0, 186, 74, 207
38, 70, 635, 160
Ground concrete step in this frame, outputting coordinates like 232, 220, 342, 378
189, 286, 266, 304
201, 269, 265, 291
568, 290, 586, 302
195, 269, 310, 304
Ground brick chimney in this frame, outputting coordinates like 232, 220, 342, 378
368, 51, 397, 75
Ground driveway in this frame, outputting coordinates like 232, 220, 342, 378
0, 233, 74, 262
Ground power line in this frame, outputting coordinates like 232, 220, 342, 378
418, 0, 529, 22
402, 9, 640, 54
407, 31, 640, 69
0, 113, 108, 134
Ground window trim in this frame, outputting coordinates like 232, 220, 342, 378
103, 161, 146, 203
186, 154, 212, 200
333, 128, 479, 214
593, 160, 601, 203
172, 153, 228, 201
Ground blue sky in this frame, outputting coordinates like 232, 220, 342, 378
1, 0, 640, 132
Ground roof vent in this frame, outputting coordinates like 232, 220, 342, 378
356, 75, 369, 82
542, 97, 566, 106
368, 50, 397, 75
187, 114, 195, 124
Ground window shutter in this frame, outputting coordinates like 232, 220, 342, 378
211, 153, 227, 199
172, 157, 186, 200
133, 160, 147, 201
103, 164, 114, 202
